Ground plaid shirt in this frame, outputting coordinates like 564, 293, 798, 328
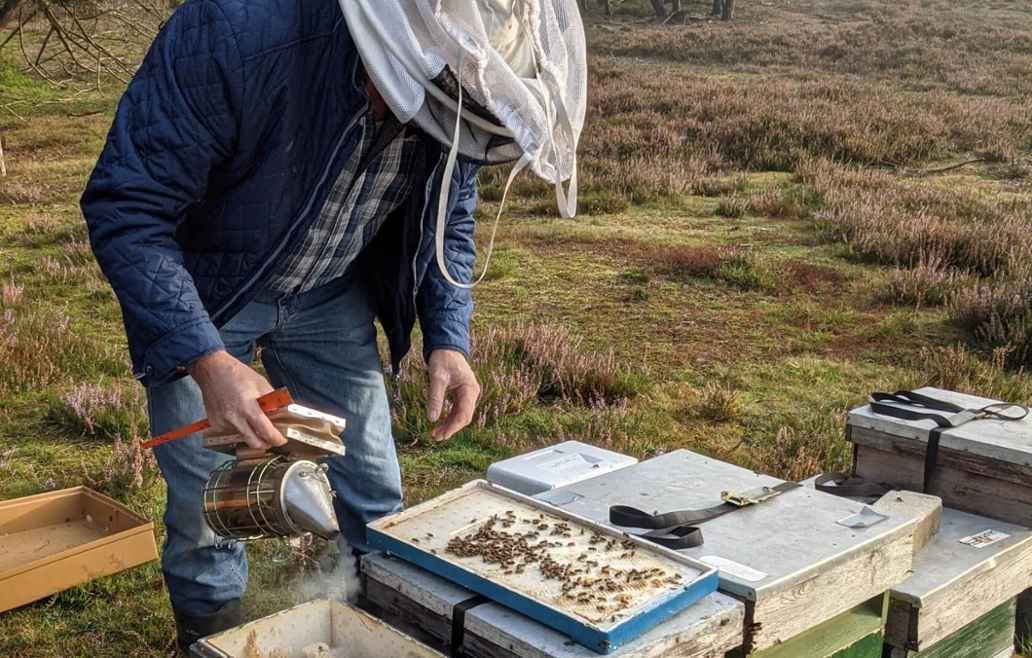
266, 112, 417, 294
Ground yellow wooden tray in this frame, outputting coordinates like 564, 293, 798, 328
0, 486, 158, 612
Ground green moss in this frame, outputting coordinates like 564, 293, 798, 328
0, 62, 57, 100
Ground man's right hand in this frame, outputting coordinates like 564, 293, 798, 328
188, 350, 287, 451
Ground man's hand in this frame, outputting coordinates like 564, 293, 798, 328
188, 350, 287, 451
427, 350, 481, 442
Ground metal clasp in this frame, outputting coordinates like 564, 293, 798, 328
720, 486, 780, 507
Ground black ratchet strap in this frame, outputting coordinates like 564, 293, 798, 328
451, 594, 489, 657
609, 481, 801, 550
867, 390, 1029, 493
814, 472, 892, 500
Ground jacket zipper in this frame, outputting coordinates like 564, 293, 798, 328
414, 158, 444, 305
210, 111, 367, 322
392, 155, 444, 393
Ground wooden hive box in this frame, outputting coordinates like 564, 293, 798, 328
192, 598, 446, 658
885, 507, 1031, 656
727, 593, 888, 658
847, 387, 1032, 526
802, 476, 1029, 658
0, 486, 158, 612
537, 450, 931, 654
362, 553, 746, 658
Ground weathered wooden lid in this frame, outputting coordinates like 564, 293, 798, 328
538, 450, 919, 602
891, 507, 1032, 606
847, 387, 1032, 468
799, 475, 1032, 650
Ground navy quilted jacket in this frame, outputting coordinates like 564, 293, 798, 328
81, 0, 479, 387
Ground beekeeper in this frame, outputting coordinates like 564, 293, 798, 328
81, 0, 585, 651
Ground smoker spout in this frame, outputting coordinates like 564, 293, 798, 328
282, 462, 340, 540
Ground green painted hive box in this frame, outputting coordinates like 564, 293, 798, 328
729, 594, 887, 658
885, 600, 1015, 658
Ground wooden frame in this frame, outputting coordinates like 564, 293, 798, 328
193, 599, 446, 658
367, 480, 719, 654
361, 552, 745, 658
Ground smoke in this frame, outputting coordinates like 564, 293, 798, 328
297, 535, 361, 604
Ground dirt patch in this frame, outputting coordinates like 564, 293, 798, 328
782, 260, 847, 292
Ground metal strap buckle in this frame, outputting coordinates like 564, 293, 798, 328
720, 486, 780, 507
945, 409, 979, 427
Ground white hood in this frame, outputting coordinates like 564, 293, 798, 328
339, 0, 586, 195
339, 0, 587, 288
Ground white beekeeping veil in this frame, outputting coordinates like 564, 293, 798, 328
340, 0, 587, 288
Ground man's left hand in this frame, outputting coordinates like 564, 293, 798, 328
427, 349, 481, 442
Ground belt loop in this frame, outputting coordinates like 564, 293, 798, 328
275, 295, 287, 328
282, 292, 300, 325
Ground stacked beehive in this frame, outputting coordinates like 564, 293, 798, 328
845, 387, 1032, 657
539, 450, 938, 657
362, 449, 940, 658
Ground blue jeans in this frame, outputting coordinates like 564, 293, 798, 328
147, 276, 402, 616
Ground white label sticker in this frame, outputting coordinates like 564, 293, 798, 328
700, 555, 767, 582
959, 529, 1010, 549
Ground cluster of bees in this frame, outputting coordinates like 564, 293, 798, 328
444, 511, 572, 570
440, 509, 685, 623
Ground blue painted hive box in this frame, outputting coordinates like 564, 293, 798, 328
367, 480, 720, 654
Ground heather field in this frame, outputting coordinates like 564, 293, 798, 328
0, 0, 1030, 655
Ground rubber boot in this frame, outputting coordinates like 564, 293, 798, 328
174, 599, 243, 655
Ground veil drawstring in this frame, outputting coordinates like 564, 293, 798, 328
433, 3, 580, 287
434, 52, 530, 289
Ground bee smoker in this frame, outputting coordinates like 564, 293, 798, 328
199, 402, 348, 542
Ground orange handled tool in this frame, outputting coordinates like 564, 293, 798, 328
141, 388, 294, 450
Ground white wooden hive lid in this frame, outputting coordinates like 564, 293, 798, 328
847, 387, 1032, 468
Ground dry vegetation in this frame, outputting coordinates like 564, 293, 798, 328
0, 0, 1030, 655
592, 0, 1032, 96
391, 323, 647, 444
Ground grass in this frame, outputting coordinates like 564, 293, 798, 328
0, 0, 1030, 655
692, 383, 743, 423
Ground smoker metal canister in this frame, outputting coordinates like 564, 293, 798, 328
203, 457, 339, 541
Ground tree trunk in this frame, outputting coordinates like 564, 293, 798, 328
601, 0, 612, 16
721, 0, 735, 21
0, 0, 30, 31
671, 0, 681, 12
649, 0, 667, 19
711, 0, 723, 16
